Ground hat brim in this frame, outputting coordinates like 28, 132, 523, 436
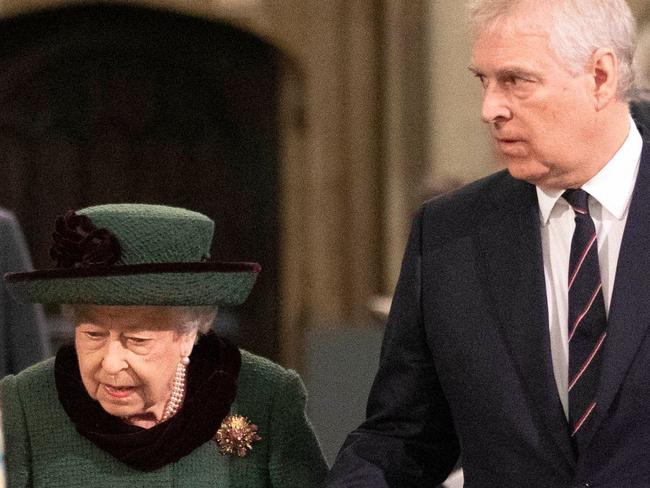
4, 262, 261, 306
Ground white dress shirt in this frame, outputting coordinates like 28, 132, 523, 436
536, 118, 643, 418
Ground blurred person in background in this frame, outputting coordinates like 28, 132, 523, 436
0, 208, 50, 378
0, 404, 5, 488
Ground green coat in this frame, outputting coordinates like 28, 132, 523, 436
1, 350, 328, 487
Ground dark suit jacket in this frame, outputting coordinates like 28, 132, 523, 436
0, 208, 50, 378
632, 101, 650, 132
327, 135, 650, 487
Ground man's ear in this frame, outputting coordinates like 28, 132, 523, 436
590, 48, 620, 110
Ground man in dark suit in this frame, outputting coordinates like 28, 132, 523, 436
632, 100, 650, 130
0, 208, 50, 378
327, 0, 647, 486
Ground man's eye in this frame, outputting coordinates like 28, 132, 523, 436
505, 75, 533, 87
474, 73, 487, 87
127, 337, 150, 345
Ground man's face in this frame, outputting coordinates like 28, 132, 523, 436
470, 18, 598, 190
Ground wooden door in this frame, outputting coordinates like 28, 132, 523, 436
0, 4, 282, 360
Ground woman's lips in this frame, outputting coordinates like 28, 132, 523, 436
103, 384, 136, 399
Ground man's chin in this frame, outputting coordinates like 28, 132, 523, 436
504, 160, 549, 185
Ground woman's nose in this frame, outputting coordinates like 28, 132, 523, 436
101, 339, 129, 375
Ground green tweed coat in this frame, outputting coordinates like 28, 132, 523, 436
1, 350, 328, 487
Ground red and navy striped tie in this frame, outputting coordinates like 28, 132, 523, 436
563, 189, 607, 454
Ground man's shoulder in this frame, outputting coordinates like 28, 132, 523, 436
416, 169, 535, 244
423, 169, 531, 214
424, 169, 534, 216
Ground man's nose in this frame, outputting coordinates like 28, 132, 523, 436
101, 339, 129, 375
481, 85, 512, 124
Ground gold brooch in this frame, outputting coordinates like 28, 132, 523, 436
215, 414, 262, 457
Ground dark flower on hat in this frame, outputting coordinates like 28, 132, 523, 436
50, 210, 122, 268
214, 414, 261, 457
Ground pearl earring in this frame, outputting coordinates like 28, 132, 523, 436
181, 355, 190, 366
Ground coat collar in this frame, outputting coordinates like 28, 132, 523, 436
577, 131, 650, 452
477, 175, 576, 467
476, 131, 650, 464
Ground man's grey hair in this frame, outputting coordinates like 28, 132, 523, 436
468, 0, 638, 101
61, 305, 217, 335
634, 24, 650, 99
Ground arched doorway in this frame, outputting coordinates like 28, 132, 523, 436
0, 4, 284, 360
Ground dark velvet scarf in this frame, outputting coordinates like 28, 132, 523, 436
54, 332, 241, 471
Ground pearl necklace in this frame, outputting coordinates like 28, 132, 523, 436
159, 360, 187, 423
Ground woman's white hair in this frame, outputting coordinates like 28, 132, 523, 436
172, 306, 218, 335
468, 0, 638, 101
61, 305, 218, 335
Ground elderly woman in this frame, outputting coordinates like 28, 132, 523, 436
0, 204, 327, 487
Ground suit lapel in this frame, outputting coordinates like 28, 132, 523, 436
580, 137, 650, 450
477, 177, 575, 465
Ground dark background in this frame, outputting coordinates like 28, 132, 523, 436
0, 4, 283, 360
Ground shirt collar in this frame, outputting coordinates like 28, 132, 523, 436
536, 118, 643, 225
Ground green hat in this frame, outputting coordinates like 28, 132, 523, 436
4, 204, 261, 306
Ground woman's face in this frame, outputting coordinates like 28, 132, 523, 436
74, 305, 197, 421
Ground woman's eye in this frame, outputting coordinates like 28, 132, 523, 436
85, 331, 104, 339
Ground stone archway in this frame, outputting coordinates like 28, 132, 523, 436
0, 3, 290, 360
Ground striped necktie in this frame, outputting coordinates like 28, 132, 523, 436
562, 189, 607, 454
